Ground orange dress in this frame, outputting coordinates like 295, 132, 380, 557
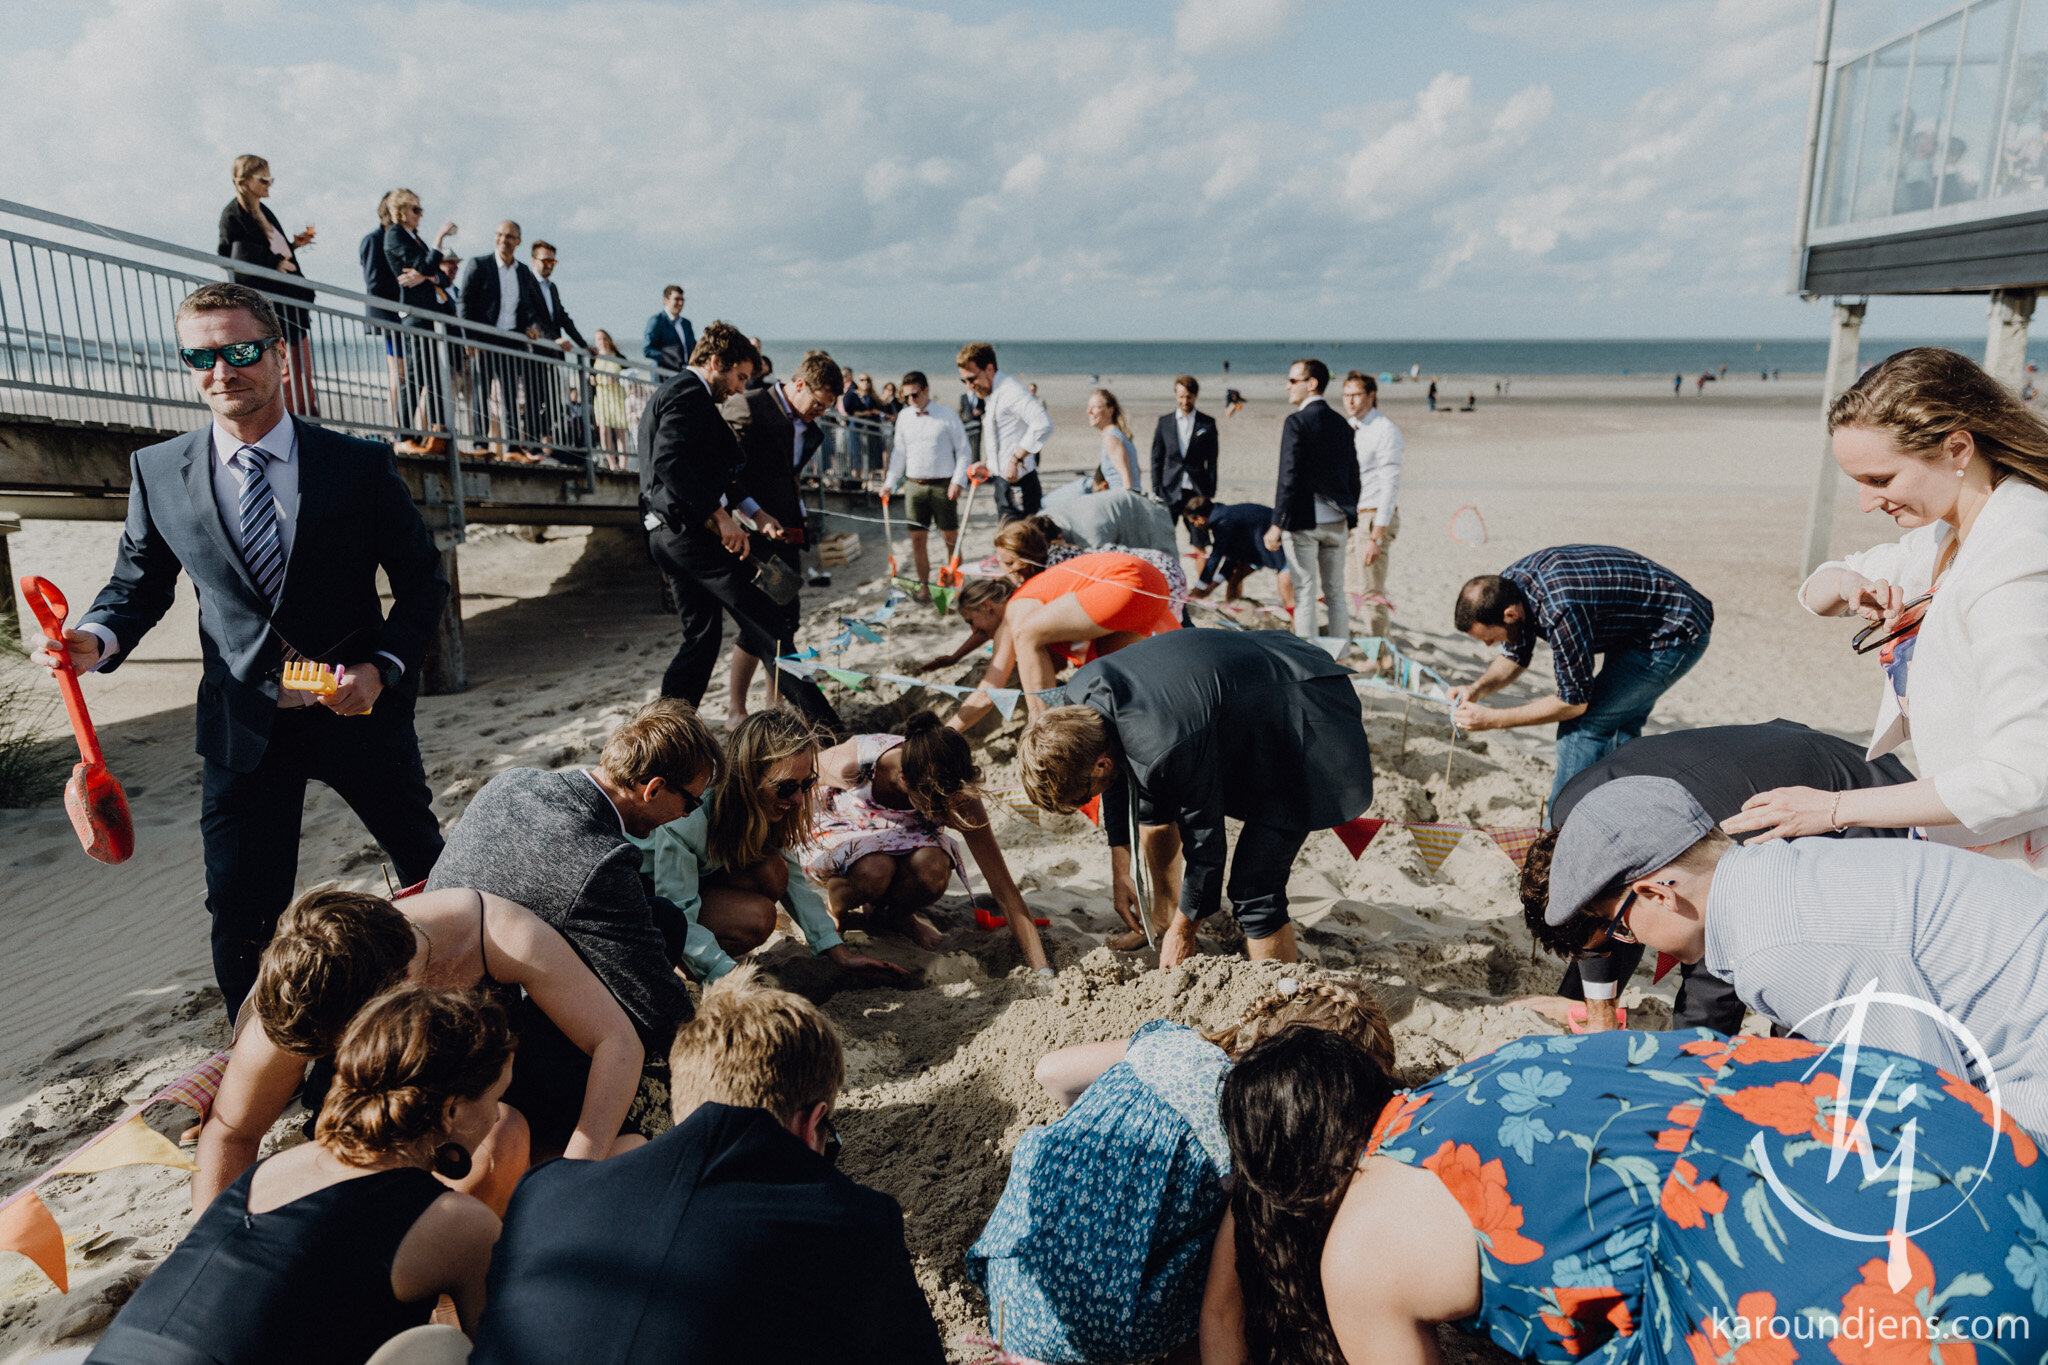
1013, 552, 1180, 664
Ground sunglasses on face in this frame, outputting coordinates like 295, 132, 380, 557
677, 785, 704, 818
179, 337, 283, 370
769, 774, 819, 801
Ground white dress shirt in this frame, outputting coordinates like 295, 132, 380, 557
1175, 409, 1198, 493
979, 370, 1054, 478
1352, 407, 1404, 527
886, 401, 971, 490
494, 258, 520, 331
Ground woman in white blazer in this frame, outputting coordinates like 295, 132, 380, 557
1728, 347, 2048, 873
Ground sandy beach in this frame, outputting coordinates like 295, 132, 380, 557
0, 371, 1889, 1360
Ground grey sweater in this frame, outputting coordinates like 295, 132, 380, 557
427, 767, 692, 1044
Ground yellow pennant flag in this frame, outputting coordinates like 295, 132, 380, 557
0, 1191, 67, 1293
1406, 823, 1467, 875
50, 1115, 197, 1178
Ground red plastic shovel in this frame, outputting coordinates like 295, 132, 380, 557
19, 576, 134, 864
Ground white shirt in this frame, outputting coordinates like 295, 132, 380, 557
1352, 407, 1404, 527
494, 257, 520, 331
1174, 409, 1198, 492
886, 401, 971, 489
979, 370, 1054, 478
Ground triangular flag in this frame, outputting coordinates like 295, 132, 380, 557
1357, 638, 1382, 662
996, 791, 1041, 826
1333, 816, 1385, 859
1653, 952, 1680, 983
827, 629, 855, 653
875, 673, 924, 689
150, 1050, 231, 1120
777, 658, 816, 679
989, 689, 1022, 720
1480, 826, 1545, 870
929, 586, 955, 615
1313, 636, 1350, 661
51, 1114, 197, 1176
1407, 822, 1466, 874
823, 669, 868, 691
840, 620, 883, 644
1079, 795, 1101, 826
0, 1191, 66, 1292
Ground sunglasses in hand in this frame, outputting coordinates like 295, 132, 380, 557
179, 337, 284, 370
1851, 593, 1933, 655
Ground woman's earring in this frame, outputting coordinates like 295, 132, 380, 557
432, 1142, 473, 1180
1958, 465, 1968, 477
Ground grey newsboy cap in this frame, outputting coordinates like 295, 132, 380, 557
1546, 776, 1716, 925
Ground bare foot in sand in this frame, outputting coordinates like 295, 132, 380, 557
1106, 929, 1148, 952
872, 907, 944, 951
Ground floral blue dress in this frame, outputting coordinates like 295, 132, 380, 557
1368, 1028, 2048, 1363
966, 1020, 1231, 1363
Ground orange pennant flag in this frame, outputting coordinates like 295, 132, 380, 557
1079, 795, 1101, 827
0, 1191, 67, 1292
1406, 823, 1466, 874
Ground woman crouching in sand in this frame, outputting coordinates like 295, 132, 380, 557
89, 988, 510, 1363
965, 976, 1392, 1364
807, 710, 1050, 972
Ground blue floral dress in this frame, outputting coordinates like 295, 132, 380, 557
966, 1020, 1231, 1363
1368, 1028, 2048, 1363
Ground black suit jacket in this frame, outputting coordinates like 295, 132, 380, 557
217, 201, 314, 305
639, 369, 746, 536
358, 227, 401, 327
80, 420, 447, 773
1272, 396, 1361, 531
531, 276, 588, 349
456, 254, 546, 338
1071, 630, 1373, 921
469, 1103, 945, 1365
1150, 409, 1218, 505
722, 384, 822, 532
382, 226, 445, 312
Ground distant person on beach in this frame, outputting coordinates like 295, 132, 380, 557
1087, 388, 1141, 493
965, 977, 1393, 1362
380, 191, 456, 451
1735, 347, 2048, 875
34, 283, 447, 1020
89, 988, 511, 1364
1426, 379, 1437, 411
1150, 374, 1218, 546
1182, 496, 1293, 611
808, 711, 1050, 972
1262, 357, 1359, 642
589, 329, 632, 464
217, 154, 318, 416
1673, 372, 1682, 395
467, 971, 947, 1365
359, 191, 405, 428
1450, 545, 1713, 805
456, 220, 547, 459
527, 239, 587, 455
1341, 370, 1402, 640
1223, 387, 1245, 415
642, 284, 694, 372
1021, 631, 1374, 968
883, 370, 971, 594
878, 379, 902, 417
959, 341, 1054, 520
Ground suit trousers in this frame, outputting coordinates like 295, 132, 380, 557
468, 344, 527, 445
993, 470, 1043, 523
200, 692, 443, 1015
648, 525, 838, 732
1221, 822, 1312, 941
1284, 524, 1350, 640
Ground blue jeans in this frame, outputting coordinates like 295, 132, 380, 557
1549, 637, 1709, 809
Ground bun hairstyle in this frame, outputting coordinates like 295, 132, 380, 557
1203, 974, 1396, 1072
992, 517, 1056, 579
897, 711, 986, 828
954, 576, 1016, 616
315, 985, 515, 1170
255, 889, 417, 1058
1829, 346, 2048, 495
1221, 1028, 1397, 1365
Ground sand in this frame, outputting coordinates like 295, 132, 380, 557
0, 373, 1885, 1361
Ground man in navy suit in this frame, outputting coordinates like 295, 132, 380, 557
34, 283, 448, 1015
642, 284, 695, 373
457, 220, 548, 453
1263, 357, 1360, 641
526, 239, 588, 455
1148, 373, 1218, 547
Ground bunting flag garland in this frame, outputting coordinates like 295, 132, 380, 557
1405, 822, 1469, 874
48, 1116, 196, 1178
1328, 819, 1546, 873
1332, 816, 1386, 859
0, 1193, 66, 1293
1479, 825, 1543, 869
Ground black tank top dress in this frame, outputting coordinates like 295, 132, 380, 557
85, 1164, 446, 1365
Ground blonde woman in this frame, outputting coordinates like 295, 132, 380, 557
1088, 388, 1140, 493
217, 154, 318, 414
1732, 347, 2048, 873
591, 329, 632, 464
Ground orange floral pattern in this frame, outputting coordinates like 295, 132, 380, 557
1655, 1100, 1705, 1153
1660, 1157, 1729, 1229
1421, 1140, 1544, 1264
1722, 1072, 1842, 1142
1937, 1071, 2038, 1167
1541, 1286, 1635, 1357
1828, 1239, 1976, 1365
1685, 1291, 1799, 1365
1367, 1090, 1431, 1155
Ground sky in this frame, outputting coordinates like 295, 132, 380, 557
0, 0, 2004, 342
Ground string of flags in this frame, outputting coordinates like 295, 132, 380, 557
1, 1049, 230, 1292
779, 654, 1068, 721
1332, 816, 1543, 874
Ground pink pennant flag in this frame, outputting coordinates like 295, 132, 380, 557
150, 1049, 231, 1120
1480, 826, 1545, 870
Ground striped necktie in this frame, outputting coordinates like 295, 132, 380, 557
234, 444, 286, 605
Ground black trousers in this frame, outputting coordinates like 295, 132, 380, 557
395, 323, 446, 433
524, 343, 561, 448
1559, 948, 1746, 1033
1220, 822, 1312, 941
200, 688, 443, 1017
994, 470, 1043, 523
648, 524, 839, 733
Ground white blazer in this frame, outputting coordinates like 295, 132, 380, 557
1801, 477, 2048, 847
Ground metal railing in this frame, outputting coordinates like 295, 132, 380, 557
0, 198, 670, 542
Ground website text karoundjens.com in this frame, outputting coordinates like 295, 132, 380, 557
1706, 1310, 2031, 1345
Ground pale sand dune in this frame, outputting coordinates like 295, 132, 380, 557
0, 378, 1889, 1360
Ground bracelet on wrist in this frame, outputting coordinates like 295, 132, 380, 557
1829, 792, 1846, 833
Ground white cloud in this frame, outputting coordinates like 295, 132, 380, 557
1174, 0, 1299, 56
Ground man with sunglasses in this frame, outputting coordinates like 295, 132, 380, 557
1538, 775, 2048, 1132
33, 282, 448, 1020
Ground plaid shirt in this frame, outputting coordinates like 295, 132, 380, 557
1500, 545, 1712, 704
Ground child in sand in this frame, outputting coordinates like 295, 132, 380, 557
965, 975, 1393, 1365
807, 710, 1050, 973
92, 988, 510, 1364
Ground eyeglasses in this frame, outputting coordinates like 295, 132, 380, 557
677, 785, 704, 818
179, 337, 283, 370
770, 774, 819, 801
1605, 891, 1642, 945
820, 1112, 842, 1165
1851, 593, 1934, 655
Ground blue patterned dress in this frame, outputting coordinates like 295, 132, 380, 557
966, 1020, 1231, 1363
1368, 1028, 2048, 1363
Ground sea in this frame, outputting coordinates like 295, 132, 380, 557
760, 337, 1985, 381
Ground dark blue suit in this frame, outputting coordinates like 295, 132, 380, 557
81, 419, 448, 1009
642, 310, 695, 372
469, 1103, 945, 1365
1272, 395, 1360, 532
1197, 501, 1286, 584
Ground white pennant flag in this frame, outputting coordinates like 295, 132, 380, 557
990, 689, 1022, 720
1314, 637, 1350, 661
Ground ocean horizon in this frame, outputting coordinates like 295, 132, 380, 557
759, 337, 1989, 380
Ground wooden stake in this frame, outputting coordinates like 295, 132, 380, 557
1443, 722, 1457, 788
1398, 696, 1412, 760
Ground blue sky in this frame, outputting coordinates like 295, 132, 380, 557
0, 0, 2001, 342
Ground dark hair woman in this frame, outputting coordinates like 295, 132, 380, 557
807, 710, 1049, 971
1212, 1025, 2047, 1364
87, 987, 513, 1365
217, 154, 320, 416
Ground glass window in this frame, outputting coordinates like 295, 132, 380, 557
1892, 14, 1963, 214
1820, 56, 1871, 226
1851, 37, 1917, 220
1996, 0, 2048, 196
1940, 0, 2013, 206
